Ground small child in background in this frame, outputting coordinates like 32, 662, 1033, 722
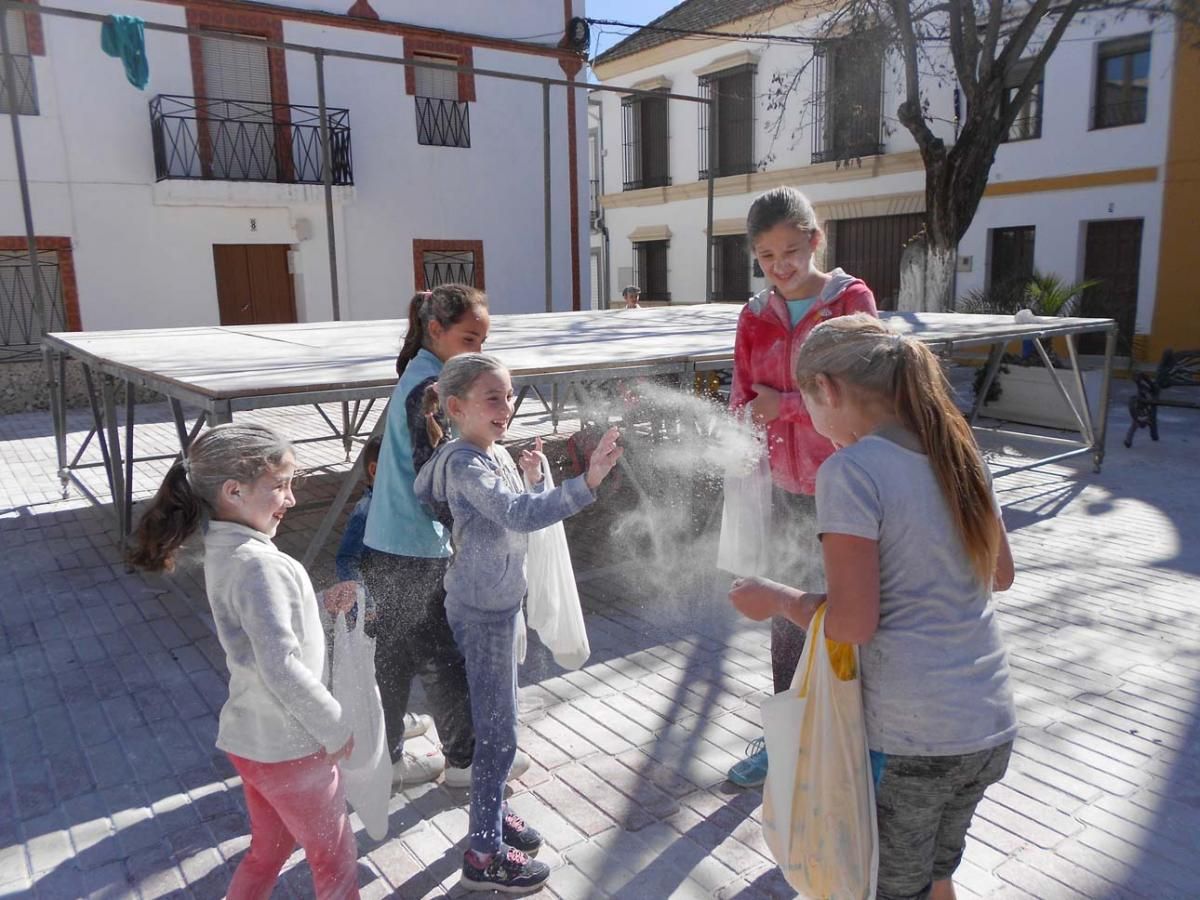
415, 353, 623, 895
128, 423, 359, 899
328, 434, 432, 741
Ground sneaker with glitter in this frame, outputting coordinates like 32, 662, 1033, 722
501, 808, 543, 857
460, 845, 550, 894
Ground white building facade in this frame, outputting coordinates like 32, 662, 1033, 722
591, 1, 1199, 360
1, 0, 591, 399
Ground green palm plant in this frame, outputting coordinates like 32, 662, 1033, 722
963, 270, 1103, 402
1023, 271, 1100, 317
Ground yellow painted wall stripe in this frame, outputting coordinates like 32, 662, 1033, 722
983, 167, 1159, 197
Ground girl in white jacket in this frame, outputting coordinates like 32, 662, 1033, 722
129, 423, 359, 900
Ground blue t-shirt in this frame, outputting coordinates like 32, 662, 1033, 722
786, 298, 817, 327
815, 434, 1017, 756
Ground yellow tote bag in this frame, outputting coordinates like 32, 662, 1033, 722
759, 606, 878, 899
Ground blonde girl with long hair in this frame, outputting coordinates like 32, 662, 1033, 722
730, 314, 1017, 900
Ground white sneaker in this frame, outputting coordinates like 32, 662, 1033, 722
392, 748, 445, 788
443, 749, 530, 788
403, 712, 433, 739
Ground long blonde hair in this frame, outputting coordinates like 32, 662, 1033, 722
794, 314, 1000, 583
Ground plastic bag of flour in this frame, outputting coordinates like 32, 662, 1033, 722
717, 448, 773, 577
526, 457, 590, 669
760, 605, 878, 899
331, 611, 391, 840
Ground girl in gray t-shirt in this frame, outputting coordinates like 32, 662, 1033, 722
729, 313, 1017, 900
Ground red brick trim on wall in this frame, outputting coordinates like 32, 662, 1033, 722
404, 37, 475, 103
0, 237, 82, 331
153, 0, 578, 62
346, 0, 379, 20
412, 239, 485, 292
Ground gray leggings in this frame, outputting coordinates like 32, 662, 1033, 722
767, 487, 824, 693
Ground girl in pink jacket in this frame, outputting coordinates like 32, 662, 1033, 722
726, 186, 878, 788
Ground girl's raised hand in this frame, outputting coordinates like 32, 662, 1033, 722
585, 427, 623, 491
519, 437, 545, 485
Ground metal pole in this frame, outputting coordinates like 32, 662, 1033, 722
704, 96, 716, 303
1093, 323, 1117, 473
1, 1, 48, 335
543, 82, 553, 313
314, 50, 341, 321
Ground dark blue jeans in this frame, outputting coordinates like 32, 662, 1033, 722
447, 608, 520, 855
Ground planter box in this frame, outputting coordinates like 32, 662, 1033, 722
980, 366, 1104, 431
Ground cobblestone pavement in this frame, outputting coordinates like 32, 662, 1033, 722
1, 386, 1198, 899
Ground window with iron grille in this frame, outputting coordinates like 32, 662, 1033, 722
422, 250, 477, 288
0, 250, 64, 360
415, 53, 470, 148
1000, 59, 1042, 142
621, 92, 670, 190
633, 240, 670, 302
712, 235, 751, 302
811, 38, 883, 164
698, 65, 755, 179
989, 226, 1035, 288
0, 9, 38, 116
1093, 34, 1150, 129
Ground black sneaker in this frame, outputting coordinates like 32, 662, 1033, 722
461, 846, 550, 894
502, 809, 543, 857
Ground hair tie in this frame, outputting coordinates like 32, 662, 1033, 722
180, 456, 191, 473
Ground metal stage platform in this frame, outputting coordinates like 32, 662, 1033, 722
42, 306, 1116, 562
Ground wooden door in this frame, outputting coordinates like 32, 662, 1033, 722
828, 213, 924, 311
213, 244, 296, 326
1081, 219, 1143, 354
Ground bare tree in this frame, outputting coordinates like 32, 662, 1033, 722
764, 0, 1198, 311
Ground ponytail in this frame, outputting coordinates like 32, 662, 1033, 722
395, 284, 489, 377
127, 422, 293, 573
397, 292, 431, 376
127, 460, 204, 573
892, 341, 1000, 584
794, 313, 1000, 585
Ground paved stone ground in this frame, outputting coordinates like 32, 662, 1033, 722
1, 382, 1199, 899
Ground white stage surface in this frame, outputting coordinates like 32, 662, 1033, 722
42, 305, 1117, 557
45, 306, 1112, 408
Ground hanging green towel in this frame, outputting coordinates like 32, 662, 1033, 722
100, 15, 149, 90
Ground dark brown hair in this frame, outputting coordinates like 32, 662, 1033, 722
396, 284, 488, 376
794, 314, 1001, 584
127, 423, 293, 573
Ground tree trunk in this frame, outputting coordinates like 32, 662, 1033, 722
897, 234, 957, 312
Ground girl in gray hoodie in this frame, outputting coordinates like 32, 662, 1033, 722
415, 353, 622, 895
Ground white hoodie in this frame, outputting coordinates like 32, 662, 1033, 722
204, 520, 350, 763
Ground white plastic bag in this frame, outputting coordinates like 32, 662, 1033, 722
331, 610, 391, 841
525, 457, 590, 669
717, 445, 773, 577
759, 605, 878, 899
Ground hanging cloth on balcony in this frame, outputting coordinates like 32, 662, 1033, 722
100, 15, 149, 90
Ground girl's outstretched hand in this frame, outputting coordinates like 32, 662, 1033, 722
729, 575, 787, 621
519, 437, 545, 485
585, 427, 623, 491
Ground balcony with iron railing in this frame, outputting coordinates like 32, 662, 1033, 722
149, 95, 353, 185
811, 106, 884, 165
